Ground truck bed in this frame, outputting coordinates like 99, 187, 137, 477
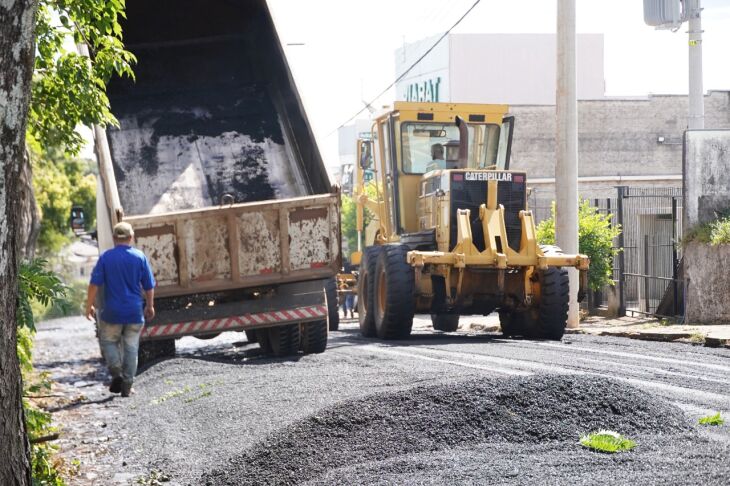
106, 0, 330, 216
126, 194, 340, 298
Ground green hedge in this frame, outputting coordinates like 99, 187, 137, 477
536, 200, 621, 291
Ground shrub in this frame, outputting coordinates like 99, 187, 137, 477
537, 200, 621, 291
17, 259, 71, 485
683, 212, 730, 246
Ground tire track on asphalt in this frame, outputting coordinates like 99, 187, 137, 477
359, 342, 730, 409
532, 341, 730, 373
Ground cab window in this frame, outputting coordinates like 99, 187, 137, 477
400, 122, 501, 174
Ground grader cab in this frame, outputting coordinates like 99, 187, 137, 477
354, 102, 589, 340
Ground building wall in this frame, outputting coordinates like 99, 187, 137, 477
395, 34, 451, 103
511, 91, 730, 205
394, 33, 604, 105
448, 33, 604, 105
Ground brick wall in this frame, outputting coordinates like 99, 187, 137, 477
510, 91, 730, 203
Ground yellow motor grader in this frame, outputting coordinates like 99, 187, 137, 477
352, 101, 589, 340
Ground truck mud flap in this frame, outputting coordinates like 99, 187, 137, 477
141, 304, 327, 341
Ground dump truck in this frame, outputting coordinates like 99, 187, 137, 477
354, 102, 589, 340
90, 0, 340, 360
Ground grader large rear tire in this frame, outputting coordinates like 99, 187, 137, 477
358, 246, 382, 337
373, 245, 415, 340
431, 314, 459, 332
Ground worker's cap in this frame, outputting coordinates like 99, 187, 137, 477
113, 222, 134, 239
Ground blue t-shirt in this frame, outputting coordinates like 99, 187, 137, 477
90, 245, 156, 324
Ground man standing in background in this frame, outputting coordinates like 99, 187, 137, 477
85, 222, 156, 397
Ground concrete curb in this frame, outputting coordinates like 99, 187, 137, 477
569, 324, 730, 349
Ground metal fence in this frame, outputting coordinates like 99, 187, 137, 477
614, 186, 683, 317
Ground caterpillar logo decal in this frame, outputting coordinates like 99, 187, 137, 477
464, 172, 513, 182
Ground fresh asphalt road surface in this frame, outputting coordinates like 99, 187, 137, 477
36, 316, 730, 485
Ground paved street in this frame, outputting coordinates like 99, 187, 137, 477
36, 316, 730, 485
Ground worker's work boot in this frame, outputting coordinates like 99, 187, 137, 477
121, 381, 133, 398
109, 367, 123, 394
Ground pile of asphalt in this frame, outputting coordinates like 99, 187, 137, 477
201, 375, 693, 485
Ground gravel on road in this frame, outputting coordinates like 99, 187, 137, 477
201, 374, 725, 486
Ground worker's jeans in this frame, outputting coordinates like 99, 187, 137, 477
98, 320, 144, 385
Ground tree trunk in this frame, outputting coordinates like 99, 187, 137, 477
18, 148, 40, 260
0, 1, 38, 485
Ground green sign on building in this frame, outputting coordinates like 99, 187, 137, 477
405, 77, 441, 103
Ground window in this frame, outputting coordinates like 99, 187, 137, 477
400, 122, 501, 174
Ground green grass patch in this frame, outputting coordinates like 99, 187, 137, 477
152, 382, 218, 405
698, 412, 724, 426
580, 430, 637, 453
151, 385, 192, 405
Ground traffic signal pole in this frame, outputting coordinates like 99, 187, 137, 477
556, 0, 580, 328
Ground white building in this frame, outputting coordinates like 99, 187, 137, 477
394, 33, 605, 105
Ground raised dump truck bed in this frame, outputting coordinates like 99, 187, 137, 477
93, 0, 339, 359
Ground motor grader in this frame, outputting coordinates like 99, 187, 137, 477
352, 102, 589, 340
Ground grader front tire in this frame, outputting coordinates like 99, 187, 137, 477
431, 314, 460, 332
534, 266, 570, 340
373, 245, 415, 340
499, 266, 569, 340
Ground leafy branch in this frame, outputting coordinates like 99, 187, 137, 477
30, 0, 136, 155
17, 259, 70, 332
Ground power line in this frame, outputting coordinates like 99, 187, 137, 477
329, 0, 482, 135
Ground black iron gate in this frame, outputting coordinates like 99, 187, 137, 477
602, 186, 683, 317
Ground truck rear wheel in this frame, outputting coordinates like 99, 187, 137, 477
257, 330, 272, 353
358, 246, 382, 337
268, 324, 301, 357
138, 339, 175, 367
194, 332, 220, 340
373, 245, 415, 339
325, 278, 339, 331
431, 314, 459, 332
301, 320, 328, 354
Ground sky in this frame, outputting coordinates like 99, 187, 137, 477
266, 0, 730, 171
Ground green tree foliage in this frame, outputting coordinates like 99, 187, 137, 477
17, 259, 70, 332
31, 143, 97, 253
536, 200, 621, 291
30, 0, 135, 154
17, 260, 70, 485
341, 183, 379, 260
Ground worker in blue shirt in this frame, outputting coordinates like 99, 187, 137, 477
85, 222, 156, 397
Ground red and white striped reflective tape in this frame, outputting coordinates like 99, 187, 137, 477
141, 304, 327, 339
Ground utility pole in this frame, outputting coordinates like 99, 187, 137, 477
556, 0, 580, 328
687, 0, 704, 129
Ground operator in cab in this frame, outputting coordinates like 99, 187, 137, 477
427, 143, 446, 171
